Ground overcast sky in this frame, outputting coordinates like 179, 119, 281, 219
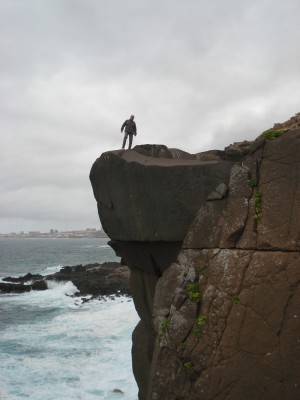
1, 0, 300, 234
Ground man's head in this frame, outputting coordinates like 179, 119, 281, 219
130, 115, 135, 120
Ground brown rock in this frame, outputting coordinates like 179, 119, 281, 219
150, 250, 300, 400
89, 120, 300, 400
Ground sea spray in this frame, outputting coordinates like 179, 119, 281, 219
0, 291, 139, 399
0, 238, 138, 400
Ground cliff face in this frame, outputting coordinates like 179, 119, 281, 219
90, 125, 300, 400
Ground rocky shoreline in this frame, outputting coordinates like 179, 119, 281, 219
0, 262, 131, 300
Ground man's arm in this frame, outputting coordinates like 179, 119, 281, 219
121, 120, 127, 133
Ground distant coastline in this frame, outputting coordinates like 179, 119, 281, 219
0, 228, 107, 239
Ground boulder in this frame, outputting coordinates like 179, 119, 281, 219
90, 145, 233, 242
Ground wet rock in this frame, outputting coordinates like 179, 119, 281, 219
1, 262, 130, 297
0, 282, 32, 293
112, 388, 124, 394
31, 280, 48, 291
3, 272, 43, 283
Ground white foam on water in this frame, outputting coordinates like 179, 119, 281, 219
0, 280, 81, 310
0, 289, 139, 400
83, 244, 97, 247
46, 279, 79, 295
42, 264, 64, 275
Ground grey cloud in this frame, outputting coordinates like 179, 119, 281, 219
1, 0, 300, 232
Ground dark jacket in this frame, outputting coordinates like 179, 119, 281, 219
121, 119, 137, 134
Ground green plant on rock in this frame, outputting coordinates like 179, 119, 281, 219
247, 178, 257, 188
260, 128, 285, 140
199, 265, 207, 273
254, 213, 261, 222
254, 190, 262, 221
196, 315, 207, 326
180, 341, 187, 350
194, 315, 207, 336
182, 361, 194, 371
194, 326, 201, 336
231, 295, 240, 305
158, 318, 170, 341
187, 283, 202, 302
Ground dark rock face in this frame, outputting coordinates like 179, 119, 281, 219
90, 131, 300, 400
110, 241, 182, 276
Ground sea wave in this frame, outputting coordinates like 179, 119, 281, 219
0, 295, 139, 399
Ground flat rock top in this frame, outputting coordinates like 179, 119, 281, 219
107, 147, 218, 166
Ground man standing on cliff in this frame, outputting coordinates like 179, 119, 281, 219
121, 115, 137, 149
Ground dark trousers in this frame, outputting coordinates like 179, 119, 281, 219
122, 132, 133, 149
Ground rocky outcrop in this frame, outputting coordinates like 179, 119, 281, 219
273, 112, 300, 131
90, 145, 234, 243
90, 125, 300, 400
1, 262, 130, 298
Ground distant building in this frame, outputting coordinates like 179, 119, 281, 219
0, 228, 107, 239
29, 231, 41, 236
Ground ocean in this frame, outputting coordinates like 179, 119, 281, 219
0, 238, 139, 400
